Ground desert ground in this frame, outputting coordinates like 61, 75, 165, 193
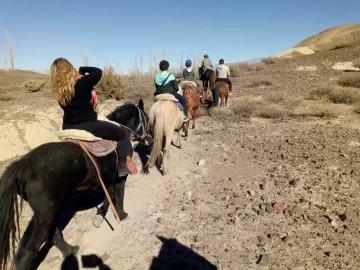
1, 27, 360, 270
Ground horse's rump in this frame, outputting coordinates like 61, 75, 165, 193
154, 93, 178, 102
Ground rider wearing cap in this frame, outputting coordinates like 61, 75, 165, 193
215, 59, 233, 95
199, 54, 213, 79
183, 59, 202, 97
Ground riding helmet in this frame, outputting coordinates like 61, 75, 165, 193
185, 59, 192, 67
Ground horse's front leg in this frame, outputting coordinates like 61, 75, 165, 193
192, 109, 196, 129
92, 176, 128, 228
113, 175, 128, 220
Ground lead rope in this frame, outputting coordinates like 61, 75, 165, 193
77, 141, 121, 224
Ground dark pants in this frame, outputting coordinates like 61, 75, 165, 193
215, 78, 232, 91
63, 120, 133, 162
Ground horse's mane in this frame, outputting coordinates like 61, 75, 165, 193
107, 103, 137, 122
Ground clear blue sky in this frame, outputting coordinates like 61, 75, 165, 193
0, 0, 359, 74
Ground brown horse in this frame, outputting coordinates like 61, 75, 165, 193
181, 83, 201, 136
212, 81, 229, 107
178, 80, 205, 105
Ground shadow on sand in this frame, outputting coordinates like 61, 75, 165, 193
60, 254, 111, 270
149, 236, 217, 270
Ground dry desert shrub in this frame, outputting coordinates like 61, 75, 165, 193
22, 79, 46, 92
95, 66, 126, 100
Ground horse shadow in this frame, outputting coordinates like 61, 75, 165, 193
60, 254, 111, 270
149, 236, 217, 270
22, 190, 107, 269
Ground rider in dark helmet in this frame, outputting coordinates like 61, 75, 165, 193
183, 59, 202, 97
154, 60, 189, 122
215, 59, 233, 95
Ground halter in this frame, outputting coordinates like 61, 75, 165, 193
113, 105, 151, 143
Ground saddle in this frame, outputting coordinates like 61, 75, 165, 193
154, 93, 184, 111
59, 129, 117, 157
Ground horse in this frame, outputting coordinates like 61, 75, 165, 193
212, 81, 229, 107
198, 67, 215, 96
146, 94, 184, 176
180, 82, 201, 136
178, 80, 205, 105
0, 100, 149, 270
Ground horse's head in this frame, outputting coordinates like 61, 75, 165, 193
107, 99, 152, 145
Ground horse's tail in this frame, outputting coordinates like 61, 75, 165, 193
0, 159, 28, 270
209, 70, 215, 89
147, 106, 164, 168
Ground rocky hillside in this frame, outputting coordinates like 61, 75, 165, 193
275, 24, 360, 58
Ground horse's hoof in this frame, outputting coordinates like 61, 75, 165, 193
92, 214, 104, 228
71, 245, 80, 256
118, 212, 128, 220
63, 245, 80, 258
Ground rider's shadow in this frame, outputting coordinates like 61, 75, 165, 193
149, 236, 217, 270
61, 254, 111, 270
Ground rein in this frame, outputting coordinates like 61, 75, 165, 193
76, 141, 122, 224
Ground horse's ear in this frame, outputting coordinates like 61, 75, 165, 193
138, 99, 144, 110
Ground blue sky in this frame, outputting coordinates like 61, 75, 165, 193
0, 0, 359, 74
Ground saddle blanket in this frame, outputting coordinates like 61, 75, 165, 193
65, 139, 117, 157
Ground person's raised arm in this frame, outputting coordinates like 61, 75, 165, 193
78, 66, 102, 88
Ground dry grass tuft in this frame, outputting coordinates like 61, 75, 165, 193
353, 61, 360, 69
96, 66, 126, 100
261, 57, 276, 65
247, 80, 272, 88
310, 85, 360, 104
301, 103, 339, 118
232, 96, 287, 118
230, 63, 263, 77
353, 103, 360, 114
0, 89, 7, 94
337, 73, 360, 88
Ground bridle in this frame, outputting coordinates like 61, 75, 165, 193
113, 105, 151, 143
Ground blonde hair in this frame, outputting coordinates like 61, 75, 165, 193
50, 58, 78, 106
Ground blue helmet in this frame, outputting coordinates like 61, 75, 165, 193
185, 59, 192, 67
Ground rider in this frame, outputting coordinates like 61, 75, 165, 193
215, 59, 233, 95
182, 59, 202, 97
50, 58, 138, 177
199, 54, 213, 79
154, 60, 189, 122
